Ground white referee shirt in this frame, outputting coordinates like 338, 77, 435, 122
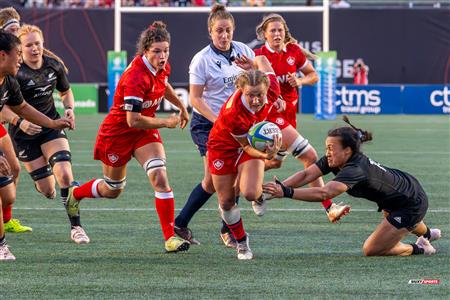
189, 41, 255, 115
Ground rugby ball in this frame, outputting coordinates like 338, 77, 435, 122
247, 121, 282, 152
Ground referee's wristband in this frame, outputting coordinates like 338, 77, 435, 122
16, 118, 24, 127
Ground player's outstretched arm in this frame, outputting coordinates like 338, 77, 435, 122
0, 105, 41, 135
8, 102, 72, 130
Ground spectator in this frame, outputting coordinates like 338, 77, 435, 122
352, 58, 369, 85
331, 0, 350, 8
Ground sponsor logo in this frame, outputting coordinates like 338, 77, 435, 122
287, 56, 295, 66
336, 86, 381, 114
124, 103, 133, 111
369, 158, 386, 172
393, 217, 402, 224
35, 84, 52, 92
142, 96, 163, 109
213, 159, 224, 170
27, 80, 35, 86
430, 86, 450, 113
223, 74, 238, 88
153, 133, 159, 139
215, 60, 221, 68
107, 153, 119, 163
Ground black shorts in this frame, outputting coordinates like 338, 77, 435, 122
385, 188, 428, 231
13, 129, 67, 162
190, 112, 213, 157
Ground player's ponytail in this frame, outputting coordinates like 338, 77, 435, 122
328, 116, 373, 153
208, 4, 235, 32
136, 21, 170, 56
18, 24, 69, 74
342, 115, 373, 143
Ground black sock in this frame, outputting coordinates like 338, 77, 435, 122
175, 183, 212, 228
411, 243, 425, 255
61, 187, 81, 228
0, 235, 6, 247
423, 227, 431, 240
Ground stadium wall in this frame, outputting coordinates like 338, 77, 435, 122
17, 8, 450, 85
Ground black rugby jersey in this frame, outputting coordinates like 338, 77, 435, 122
315, 152, 423, 210
10, 55, 70, 139
0, 75, 24, 111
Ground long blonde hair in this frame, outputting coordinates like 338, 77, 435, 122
18, 24, 69, 73
256, 14, 317, 61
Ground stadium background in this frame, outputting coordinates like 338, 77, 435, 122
1, 3, 449, 298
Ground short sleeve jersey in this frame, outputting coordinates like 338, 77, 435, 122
100, 55, 170, 136
207, 73, 280, 152
254, 42, 307, 103
11, 56, 70, 139
315, 152, 423, 210
0, 75, 24, 111
189, 41, 255, 115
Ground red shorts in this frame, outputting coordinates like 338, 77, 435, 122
267, 101, 297, 129
208, 148, 263, 175
94, 129, 163, 167
0, 124, 7, 138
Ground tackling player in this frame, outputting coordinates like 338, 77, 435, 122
254, 14, 350, 222
263, 116, 441, 256
65, 22, 191, 253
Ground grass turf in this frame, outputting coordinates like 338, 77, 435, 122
1, 114, 449, 299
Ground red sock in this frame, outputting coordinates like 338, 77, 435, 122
155, 190, 175, 241
322, 199, 333, 210
73, 179, 102, 200
2, 204, 12, 223
227, 218, 246, 241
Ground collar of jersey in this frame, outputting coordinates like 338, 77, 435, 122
265, 42, 287, 53
142, 55, 158, 76
209, 42, 235, 64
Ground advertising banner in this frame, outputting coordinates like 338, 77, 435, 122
54, 84, 98, 114
314, 51, 337, 120
107, 51, 127, 109
403, 85, 450, 114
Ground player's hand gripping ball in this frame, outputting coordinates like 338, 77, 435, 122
247, 121, 282, 152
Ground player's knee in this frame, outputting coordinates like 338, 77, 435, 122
362, 241, 381, 256
36, 184, 56, 200
299, 147, 318, 167
242, 190, 261, 202
56, 170, 72, 187
48, 150, 71, 167
265, 159, 282, 170
149, 170, 169, 191
102, 176, 126, 198
202, 177, 215, 194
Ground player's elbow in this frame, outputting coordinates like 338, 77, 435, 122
126, 115, 140, 128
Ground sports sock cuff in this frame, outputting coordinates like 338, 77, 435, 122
0, 235, 6, 246
61, 187, 69, 198
219, 205, 241, 225
411, 243, 425, 255
423, 227, 431, 240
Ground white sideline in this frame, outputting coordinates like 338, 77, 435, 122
12, 207, 450, 213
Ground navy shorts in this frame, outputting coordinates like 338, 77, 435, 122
385, 188, 428, 231
190, 112, 213, 157
13, 128, 68, 162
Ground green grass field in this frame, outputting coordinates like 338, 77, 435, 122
1, 114, 449, 299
